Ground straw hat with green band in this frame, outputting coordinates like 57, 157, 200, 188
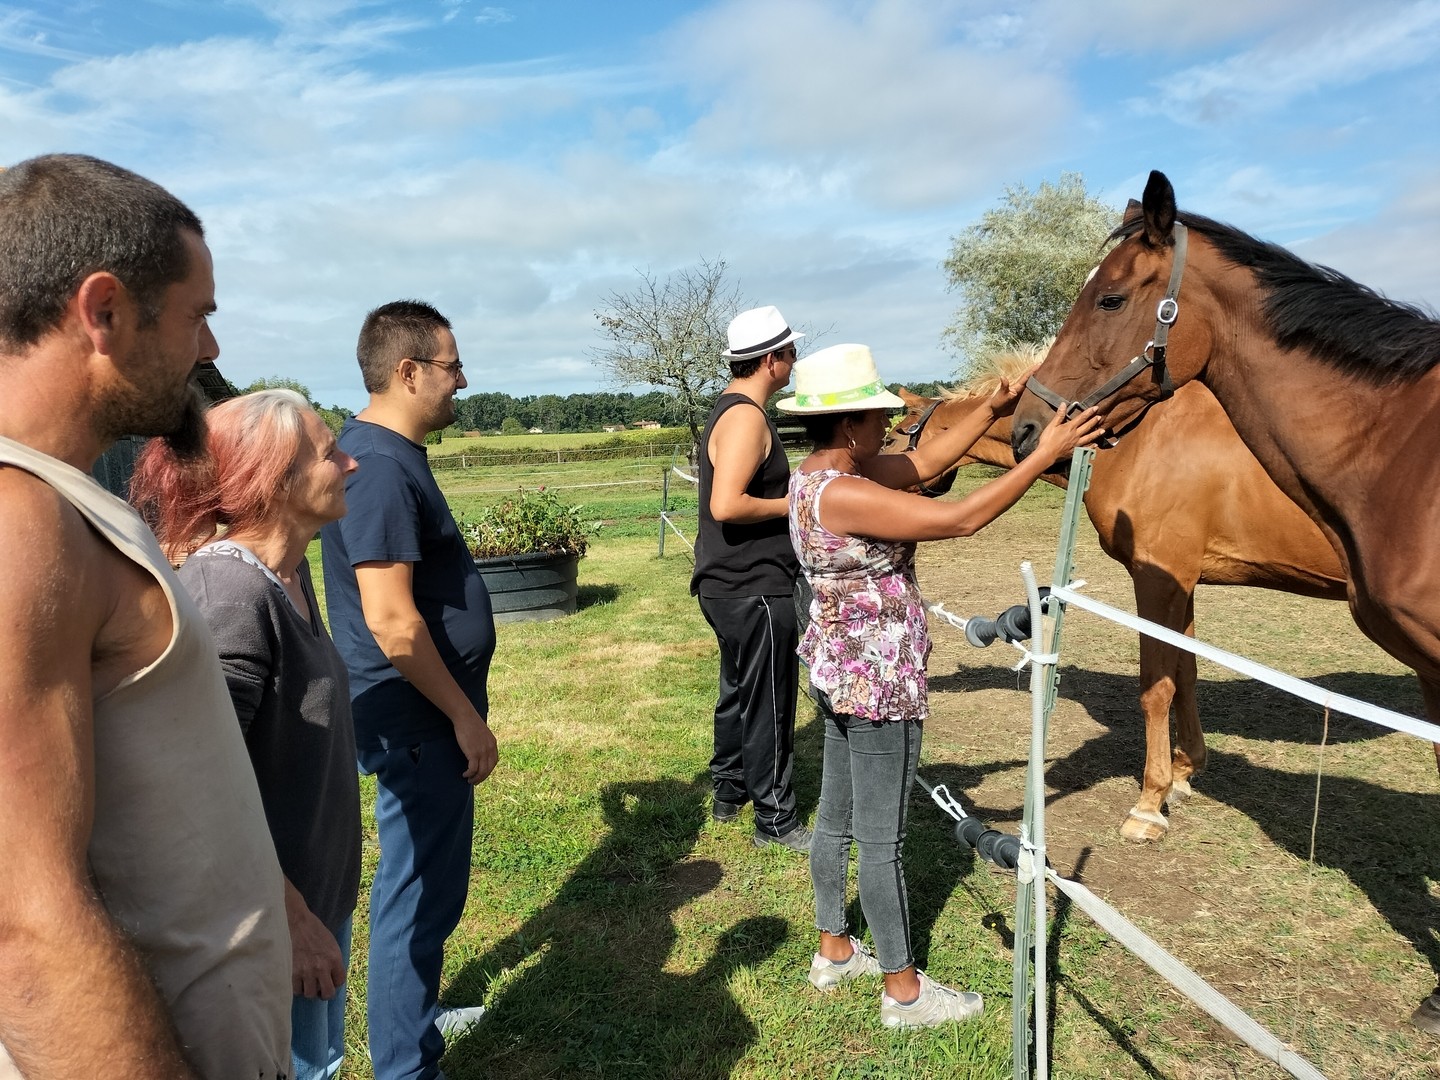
775, 343, 905, 414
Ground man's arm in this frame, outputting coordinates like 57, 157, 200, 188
0, 473, 197, 1078
707, 404, 787, 523
354, 560, 498, 784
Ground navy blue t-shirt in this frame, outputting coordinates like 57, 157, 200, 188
321, 418, 495, 750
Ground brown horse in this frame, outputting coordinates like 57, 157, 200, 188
1012, 169, 1440, 773
888, 358, 1345, 842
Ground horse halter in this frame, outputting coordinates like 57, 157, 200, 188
1026, 221, 1189, 425
892, 398, 954, 498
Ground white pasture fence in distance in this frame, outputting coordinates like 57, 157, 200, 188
933, 446, 1440, 1080
657, 465, 698, 557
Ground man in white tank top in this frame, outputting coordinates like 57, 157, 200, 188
0, 156, 292, 1078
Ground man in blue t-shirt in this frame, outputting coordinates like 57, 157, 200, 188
321, 300, 496, 1080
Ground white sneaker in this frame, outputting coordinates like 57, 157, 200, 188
435, 1005, 486, 1039
880, 971, 983, 1029
808, 937, 883, 990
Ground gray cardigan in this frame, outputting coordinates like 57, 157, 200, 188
179, 549, 362, 934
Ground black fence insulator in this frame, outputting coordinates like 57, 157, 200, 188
954, 816, 1023, 871
963, 588, 1053, 649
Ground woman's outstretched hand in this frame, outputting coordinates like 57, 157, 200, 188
1035, 404, 1104, 465
985, 364, 1041, 417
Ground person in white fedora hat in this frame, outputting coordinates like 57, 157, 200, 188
691, 305, 810, 853
779, 342, 1101, 1029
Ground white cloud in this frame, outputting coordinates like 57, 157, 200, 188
1300, 179, 1440, 311
0, 7, 89, 63
1134, 0, 1440, 122
473, 6, 513, 26
1016, 0, 1343, 53
660, 0, 1075, 209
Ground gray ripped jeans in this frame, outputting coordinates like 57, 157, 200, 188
809, 695, 923, 973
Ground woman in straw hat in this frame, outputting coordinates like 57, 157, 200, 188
777, 343, 1100, 1029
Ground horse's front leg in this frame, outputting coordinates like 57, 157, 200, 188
1169, 590, 1205, 800
1121, 570, 1196, 843
1418, 677, 1440, 777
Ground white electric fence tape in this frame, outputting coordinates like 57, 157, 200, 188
1048, 585, 1440, 745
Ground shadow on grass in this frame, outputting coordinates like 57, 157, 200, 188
930, 662, 1424, 749
576, 582, 622, 610
443, 775, 786, 1079
929, 661, 1440, 1005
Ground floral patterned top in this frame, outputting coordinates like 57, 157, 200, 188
790, 468, 930, 723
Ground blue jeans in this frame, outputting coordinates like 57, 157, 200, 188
810, 702, 922, 974
358, 734, 475, 1080
291, 916, 353, 1080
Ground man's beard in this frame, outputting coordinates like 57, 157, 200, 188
161, 382, 209, 461
97, 375, 209, 458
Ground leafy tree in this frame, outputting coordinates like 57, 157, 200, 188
941, 173, 1120, 368
242, 375, 315, 401
500, 416, 525, 436
314, 405, 353, 436
238, 376, 352, 434
591, 257, 746, 452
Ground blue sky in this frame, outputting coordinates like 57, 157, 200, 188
3, 0, 1437, 410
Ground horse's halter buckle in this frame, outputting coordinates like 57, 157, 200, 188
1026, 221, 1189, 437
893, 399, 954, 498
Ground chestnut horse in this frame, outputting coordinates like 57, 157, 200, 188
1012, 170, 1440, 779
888, 359, 1345, 841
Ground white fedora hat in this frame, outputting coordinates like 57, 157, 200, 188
722, 305, 804, 360
775, 343, 905, 414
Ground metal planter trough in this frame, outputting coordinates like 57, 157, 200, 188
474, 550, 579, 623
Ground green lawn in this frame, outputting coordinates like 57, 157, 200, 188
332, 535, 1021, 1080
430, 427, 690, 456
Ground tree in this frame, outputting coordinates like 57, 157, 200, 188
590, 257, 746, 453
500, 416, 525, 436
239, 376, 353, 434
941, 173, 1120, 368
242, 375, 314, 401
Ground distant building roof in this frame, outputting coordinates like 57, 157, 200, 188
194, 360, 234, 403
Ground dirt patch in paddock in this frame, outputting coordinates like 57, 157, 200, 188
909, 486, 1440, 1077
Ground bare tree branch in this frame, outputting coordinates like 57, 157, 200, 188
590, 258, 747, 452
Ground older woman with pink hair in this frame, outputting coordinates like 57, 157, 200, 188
130, 389, 362, 1080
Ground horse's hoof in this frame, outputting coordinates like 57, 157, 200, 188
1169, 778, 1194, 802
1120, 809, 1169, 843
1411, 993, 1440, 1036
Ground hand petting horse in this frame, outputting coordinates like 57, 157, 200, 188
887, 353, 1346, 843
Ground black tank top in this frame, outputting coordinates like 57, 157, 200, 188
690, 394, 798, 598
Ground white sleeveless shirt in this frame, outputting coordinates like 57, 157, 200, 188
0, 436, 292, 1079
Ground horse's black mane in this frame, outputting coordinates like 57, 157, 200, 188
1109, 213, 1440, 384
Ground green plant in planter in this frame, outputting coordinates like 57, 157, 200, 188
461, 487, 591, 559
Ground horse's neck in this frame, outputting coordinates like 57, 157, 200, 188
1201, 346, 1424, 525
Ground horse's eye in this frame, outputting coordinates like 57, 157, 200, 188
1098, 294, 1125, 311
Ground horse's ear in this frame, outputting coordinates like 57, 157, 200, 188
1121, 199, 1142, 227
1142, 171, 1177, 247
897, 387, 923, 406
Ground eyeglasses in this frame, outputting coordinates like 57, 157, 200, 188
407, 357, 464, 377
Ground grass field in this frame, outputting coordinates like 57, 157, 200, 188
429, 427, 690, 457
316, 451, 1440, 1079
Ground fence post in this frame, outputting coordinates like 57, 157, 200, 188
1012, 446, 1093, 1080
658, 468, 670, 557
